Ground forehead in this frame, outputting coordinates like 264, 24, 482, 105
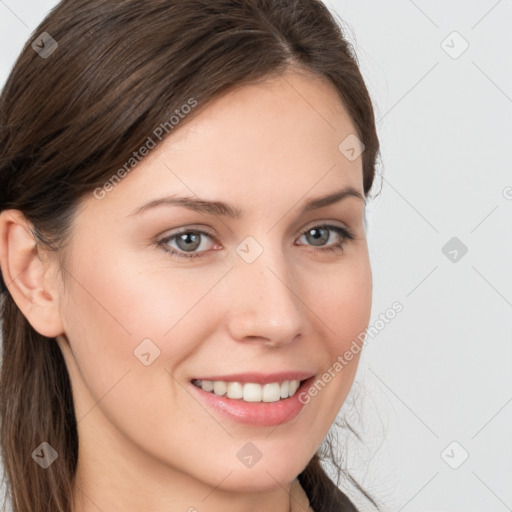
82, 69, 363, 220
164, 68, 357, 155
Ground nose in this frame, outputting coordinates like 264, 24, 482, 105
224, 250, 306, 348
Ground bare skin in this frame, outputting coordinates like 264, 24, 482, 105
0, 68, 371, 512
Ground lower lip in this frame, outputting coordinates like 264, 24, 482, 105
189, 377, 316, 427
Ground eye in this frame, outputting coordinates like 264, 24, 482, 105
157, 223, 354, 260
296, 224, 354, 254
158, 229, 218, 259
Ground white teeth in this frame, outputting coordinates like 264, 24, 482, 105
193, 379, 302, 402
289, 380, 300, 396
201, 380, 213, 392
213, 381, 226, 396
280, 381, 289, 399
226, 381, 243, 399
243, 383, 262, 402
262, 383, 281, 403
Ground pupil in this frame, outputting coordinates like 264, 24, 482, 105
177, 232, 200, 251
308, 228, 328, 246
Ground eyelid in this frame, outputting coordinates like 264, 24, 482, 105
158, 219, 352, 244
301, 219, 351, 234
158, 224, 217, 240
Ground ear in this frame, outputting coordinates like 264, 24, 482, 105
0, 209, 65, 338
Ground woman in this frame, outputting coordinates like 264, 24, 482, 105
0, 0, 381, 511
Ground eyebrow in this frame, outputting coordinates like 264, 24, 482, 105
128, 186, 364, 219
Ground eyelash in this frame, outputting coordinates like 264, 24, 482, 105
157, 224, 355, 260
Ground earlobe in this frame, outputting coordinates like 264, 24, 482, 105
0, 209, 65, 338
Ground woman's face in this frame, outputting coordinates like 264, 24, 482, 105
54, 69, 372, 507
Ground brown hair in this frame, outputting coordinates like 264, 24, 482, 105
0, 0, 380, 510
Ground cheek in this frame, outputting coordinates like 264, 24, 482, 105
313, 252, 372, 352
63, 240, 218, 343
60, 246, 229, 398
59, 251, 224, 456
302, 253, 371, 408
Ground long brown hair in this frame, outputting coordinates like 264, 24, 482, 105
0, 1, 380, 510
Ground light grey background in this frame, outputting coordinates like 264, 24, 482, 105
1, 1, 511, 511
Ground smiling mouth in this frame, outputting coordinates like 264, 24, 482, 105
191, 378, 306, 403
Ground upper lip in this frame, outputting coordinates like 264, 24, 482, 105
191, 371, 315, 385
